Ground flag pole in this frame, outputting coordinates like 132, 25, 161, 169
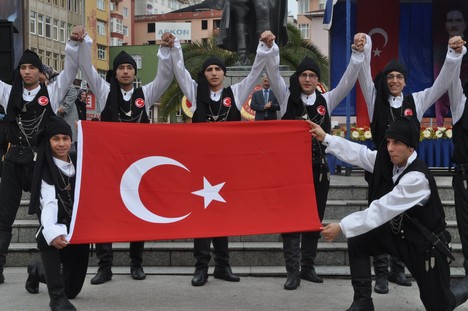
345, 0, 351, 140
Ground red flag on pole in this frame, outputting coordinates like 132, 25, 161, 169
355, 0, 400, 126
67, 120, 320, 244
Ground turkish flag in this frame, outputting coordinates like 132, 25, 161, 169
67, 120, 320, 244
355, 0, 400, 126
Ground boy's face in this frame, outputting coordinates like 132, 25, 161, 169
115, 64, 136, 89
386, 71, 405, 97
386, 138, 413, 167
50, 134, 72, 161
298, 70, 318, 95
20, 64, 41, 89
204, 65, 225, 91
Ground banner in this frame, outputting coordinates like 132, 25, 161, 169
355, 0, 400, 126
68, 120, 320, 244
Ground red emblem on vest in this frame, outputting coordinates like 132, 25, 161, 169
404, 108, 413, 116
135, 98, 145, 108
38, 96, 49, 106
223, 97, 232, 107
317, 105, 326, 116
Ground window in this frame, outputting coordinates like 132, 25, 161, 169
110, 38, 123, 46
123, 7, 128, 18
38, 49, 44, 63
298, 0, 309, 14
214, 19, 220, 29
59, 21, 66, 42
97, 20, 106, 35
45, 16, 52, 38
38, 14, 44, 36
53, 53, 59, 70
319, 0, 326, 10
147, 23, 155, 33
52, 19, 59, 41
30, 12, 36, 34
97, 45, 106, 60
98, 69, 107, 80
60, 0, 65, 8
97, 0, 105, 11
131, 55, 142, 69
45, 51, 51, 66
299, 24, 310, 39
111, 18, 123, 34
133, 78, 142, 89
110, 2, 115, 11
201, 20, 208, 30
123, 26, 128, 36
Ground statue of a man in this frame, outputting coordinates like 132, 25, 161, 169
217, 0, 289, 65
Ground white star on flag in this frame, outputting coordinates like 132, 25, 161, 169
192, 177, 226, 209
373, 48, 382, 57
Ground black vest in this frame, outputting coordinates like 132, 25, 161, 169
6, 86, 54, 146
101, 87, 149, 123
54, 171, 76, 229
368, 95, 418, 203
393, 158, 446, 247
282, 90, 330, 164
452, 99, 468, 164
192, 87, 240, 123
371, 94, 417, 147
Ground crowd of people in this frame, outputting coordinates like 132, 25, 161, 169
0, 23, 468, 311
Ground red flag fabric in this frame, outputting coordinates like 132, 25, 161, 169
355, 0, 400, 126
67, 120, 320, 244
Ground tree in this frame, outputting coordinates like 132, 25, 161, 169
158, 23, 329, 121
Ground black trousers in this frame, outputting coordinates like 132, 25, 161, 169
95, 241, 145, 269
193, 237, 229, 270
0, 159, 34, 267
453, 168, 468, 274
348, 224, 454, 311
37, 233, 89, 299
282, 162, 329, 270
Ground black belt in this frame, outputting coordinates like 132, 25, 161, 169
455, 163, 468, 174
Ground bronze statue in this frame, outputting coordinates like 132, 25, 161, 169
216, 0, 289, 65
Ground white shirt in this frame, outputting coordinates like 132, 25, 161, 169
77, 35, 174, 115
262, 39, 366, 118
322, 134, 430, 238
358, 34, 467, 122
40, 158, 75, 245
0, 39, 81, 113
170, 39, 271, 113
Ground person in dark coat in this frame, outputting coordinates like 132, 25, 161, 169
250, 74, 280, 120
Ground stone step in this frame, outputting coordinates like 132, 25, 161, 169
5, 240, 465, 269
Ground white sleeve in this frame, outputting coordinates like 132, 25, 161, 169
40, 180, 68, 245
357, 34, 376, 120
448, 77, 466, 124
78, 35, 110, 111
170, 39, 198, 112
340, 171, 430, 238
323, 47, 365, 113
413, 46, 467, 121
322, 134, 376, 172
48, 39, 80, 113
0, 80, 12, 110
230, 41, 269, 111
263, 42, 290, 118
141, 43, 175, 114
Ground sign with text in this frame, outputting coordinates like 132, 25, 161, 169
156, 22, 192, 41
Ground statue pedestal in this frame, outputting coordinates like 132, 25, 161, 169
224, 65, 294, 86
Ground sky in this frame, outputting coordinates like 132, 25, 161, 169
288, 0, 298, 18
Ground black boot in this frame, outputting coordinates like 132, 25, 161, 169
130, 241, 145, 280
0, 232, 12, 284
388, 256, 411, 286
25, 261, 46, 294
451, 276, 468, 308
90, 267, 112, 285
346, 258, 374, 311
41, 251, 76, 311
282, 233, 301, 290
191, 268, 208, 286
372, 254, 389, 294
300, 234, 323, 283
214, 266, 240, 282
